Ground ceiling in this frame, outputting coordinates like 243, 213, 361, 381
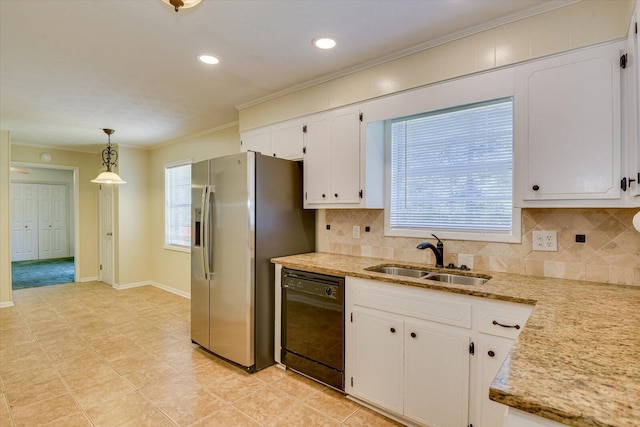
0, 0, 572, 152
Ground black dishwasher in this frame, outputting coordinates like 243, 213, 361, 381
281, 268, 345, 391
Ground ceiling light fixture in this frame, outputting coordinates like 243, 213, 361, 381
313, 37, 336, 50
198, 54, 219, 65
162, 0, 202, 12
91, 129, 126, 185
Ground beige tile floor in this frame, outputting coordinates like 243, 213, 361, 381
0, 282, 403, 427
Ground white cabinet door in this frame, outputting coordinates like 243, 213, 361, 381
240, 129, 270, 155
350, 308, 404, 414
330, 109, 361, 204
474, 334, 514, 427
626, 9, 640, 198
404, 319, 470, 427
516, 42, 622, 204
505, 408, 567, 427
271, 121, 304, 160
304, 114, 332, 205
304, 107, 362, 208
241, 119, 304, 160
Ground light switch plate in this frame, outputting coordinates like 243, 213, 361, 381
532, 230, 557, 251
352, 225, 361, 239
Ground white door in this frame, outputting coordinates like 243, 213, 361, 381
38, 184, 69, 260
10, 183, 39, 261
99, 184, 114, 285
349, 308, 404, 415
404, 319, 470, 427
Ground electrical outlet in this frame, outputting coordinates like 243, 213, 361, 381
532, 230, 557, 251
352, 225, 361, 239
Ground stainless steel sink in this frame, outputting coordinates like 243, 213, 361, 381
365, 265, 430, 278
423, 273, 489, 286
366, 264, 490, 286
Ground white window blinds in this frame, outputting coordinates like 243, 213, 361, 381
165, 163, 191, 247
390, 97, 514, 233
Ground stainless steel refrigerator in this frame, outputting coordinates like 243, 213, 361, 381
191, 151, 315, 372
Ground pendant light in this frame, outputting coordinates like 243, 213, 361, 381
162, 0, 202, 12
91, 129, 126, 185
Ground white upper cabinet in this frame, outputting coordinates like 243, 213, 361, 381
624, 7, 640, 198
303, 106, 383, 209
240, 118, 305, 161
514, 41, 632, 207
240, 128, 271, 156
271, 120, 305, 160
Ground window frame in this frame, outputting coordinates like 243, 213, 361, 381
164, 159, 192, 253
384, 99, 521, 244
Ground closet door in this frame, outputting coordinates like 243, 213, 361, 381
11, 183, 39, 261
39, 184, 69, 260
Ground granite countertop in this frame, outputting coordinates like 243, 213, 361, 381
272, 252, 640, 427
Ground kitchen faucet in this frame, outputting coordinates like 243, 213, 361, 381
417, 234, 444, 268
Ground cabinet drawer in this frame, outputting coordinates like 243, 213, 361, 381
476, 303, 533, 339
348, 277, 472, 329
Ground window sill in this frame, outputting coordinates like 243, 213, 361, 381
164, 244, 190, 254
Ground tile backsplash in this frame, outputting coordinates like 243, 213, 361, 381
317, 208, 640, 286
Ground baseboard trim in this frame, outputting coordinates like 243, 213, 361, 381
0, 301, 15, 309
112, 281, 148, 290
148, 281, 190, 299
79, 276, 99, 282
113, 280, 190, 299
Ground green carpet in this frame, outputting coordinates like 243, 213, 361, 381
12, 257, 75, 290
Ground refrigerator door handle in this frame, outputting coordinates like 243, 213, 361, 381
201, 185, 210, 281
208, 186, 216, 277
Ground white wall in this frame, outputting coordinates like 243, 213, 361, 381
0, 131, 12, 307
115, 146, 150, 286
2, 0, 634, 302
148, 124, 240, 295
239, 0, 633, 130
10, 145, 101, 282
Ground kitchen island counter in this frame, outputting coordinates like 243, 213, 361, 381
272, 252, 640, 427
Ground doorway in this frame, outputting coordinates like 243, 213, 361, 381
10, 165, 78, 289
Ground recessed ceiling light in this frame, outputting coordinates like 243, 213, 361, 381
313, 38, 336, 50
198, 55, 219, 65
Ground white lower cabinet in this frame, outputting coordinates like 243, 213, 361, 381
350, 309, 405, 414
505, 408, 566, 427
404, 319, 470, 427
473, 334, 516, 427
349, 309, 470, 426
345, 276, 533, 427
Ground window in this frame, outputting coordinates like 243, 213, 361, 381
386, 97, 519, 242
165, 162, 191, 249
